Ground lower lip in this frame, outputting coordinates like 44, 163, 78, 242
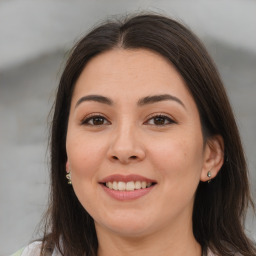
101, 184, 155, 201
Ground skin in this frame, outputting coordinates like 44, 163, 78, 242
66, 49, 224, 256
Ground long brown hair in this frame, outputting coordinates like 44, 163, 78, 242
42, 13, 256, 256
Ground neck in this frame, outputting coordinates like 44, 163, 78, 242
96, 222, 202, 256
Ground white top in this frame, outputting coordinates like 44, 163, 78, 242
11, 241, 226, 256
11, 242, 60, 256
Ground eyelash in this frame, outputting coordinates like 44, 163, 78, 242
144, 114, 176, 126
81, 113, 176, 126
81, 113, 110, 126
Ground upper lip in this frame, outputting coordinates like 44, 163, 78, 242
99, 174, 157, 184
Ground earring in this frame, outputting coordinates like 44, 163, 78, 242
66, 171, 72, 185
207, 171, 212, 183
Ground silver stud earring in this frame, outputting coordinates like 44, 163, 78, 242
207, 171, 212, 183
66, 171, 72, 185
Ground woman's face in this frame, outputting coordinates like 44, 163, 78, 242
66, 49, 212, 237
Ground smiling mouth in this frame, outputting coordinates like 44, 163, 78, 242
103, 181, 156, 191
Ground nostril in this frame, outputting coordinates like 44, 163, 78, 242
110, 155, 139, 162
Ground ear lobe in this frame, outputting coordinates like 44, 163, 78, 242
200, 135, 224, 182
66, 161, 70, 173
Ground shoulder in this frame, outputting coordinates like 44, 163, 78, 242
11, 241, 63, 256
207, 249, 216, 256
207, 248, 243, 256
11, 242, 42, 256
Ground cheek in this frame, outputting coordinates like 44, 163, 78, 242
66, 132, 106, 179
148, 132, 204, 185
66, 133, 107, 212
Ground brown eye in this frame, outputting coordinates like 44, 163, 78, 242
146, 115, 175, 126
82, 115, 110, 126
154, 116, 166, 125
92, 117, 105, 125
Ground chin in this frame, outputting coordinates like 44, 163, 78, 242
95, 214, 155, 237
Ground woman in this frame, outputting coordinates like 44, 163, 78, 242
13, 14, 256, 256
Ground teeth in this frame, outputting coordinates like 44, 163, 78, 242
105, 181, 153, 191
112, 181, 118, 190
146, 182, 152, 188
106, 182, 113, 189
135, 181, 141, 189
117, 181, 126, 190
126, 181, 135, 191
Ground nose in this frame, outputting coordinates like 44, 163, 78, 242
107, 124, 146, 164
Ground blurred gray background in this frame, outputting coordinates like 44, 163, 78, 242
0, 0, 255, 255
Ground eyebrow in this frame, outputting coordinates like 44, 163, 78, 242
137, 94, 186, 109
75, 95, 113, 108
75, 94, 185, 109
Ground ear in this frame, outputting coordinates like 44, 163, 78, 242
66, 161, 70, 173
200, 135, 224, 182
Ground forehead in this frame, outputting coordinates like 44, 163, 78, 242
72, 48, 193, 106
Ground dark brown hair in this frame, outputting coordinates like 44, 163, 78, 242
41, 13, 256, 256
